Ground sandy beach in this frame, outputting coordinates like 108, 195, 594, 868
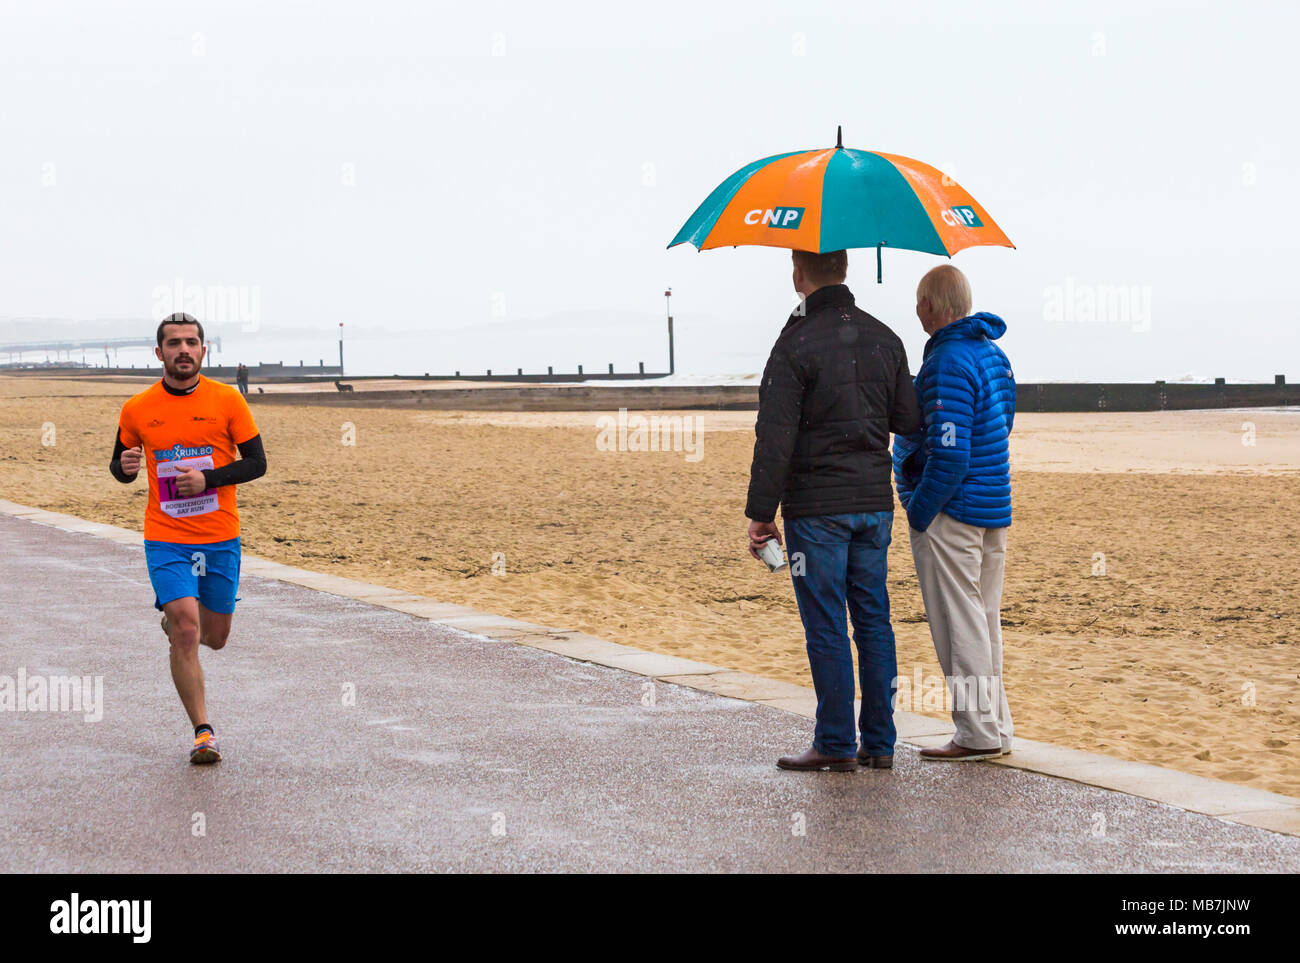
3, 374, 1297, 796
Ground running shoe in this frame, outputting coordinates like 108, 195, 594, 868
189, 730, 222, 765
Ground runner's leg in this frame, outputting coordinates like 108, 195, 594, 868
198, 603, 233, 650
163, 596, 207, 726
195, 537, 240, 650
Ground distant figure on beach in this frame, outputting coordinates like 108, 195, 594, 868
746, 250, 922, 772
235, 363, 249, 396
334, 380, 354, 393
894, 264, 1016, 761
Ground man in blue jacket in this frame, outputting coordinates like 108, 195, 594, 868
894, 264, 1016, 761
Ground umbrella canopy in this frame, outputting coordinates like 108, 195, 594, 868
668, 128, 1013, 278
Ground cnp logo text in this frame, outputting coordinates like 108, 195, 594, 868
940, 205, 982, 228
744, 207, 804, 229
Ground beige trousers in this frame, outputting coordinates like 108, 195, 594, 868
908, 512, 1013, 752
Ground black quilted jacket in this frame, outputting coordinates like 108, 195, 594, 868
745, 284, 922, 523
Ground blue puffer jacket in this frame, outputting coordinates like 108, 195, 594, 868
893, 311, 1015, 531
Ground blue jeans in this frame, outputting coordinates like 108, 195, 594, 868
785, 512, 897, 757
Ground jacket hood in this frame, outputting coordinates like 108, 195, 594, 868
951, 311, 1006, 340
926, 311, 1006, 355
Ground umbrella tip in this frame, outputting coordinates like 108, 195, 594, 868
836, 125, 842, 149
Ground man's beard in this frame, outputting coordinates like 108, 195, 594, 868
164, 355, 200, 381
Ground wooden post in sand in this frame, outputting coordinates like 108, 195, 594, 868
665, 288, 674, 374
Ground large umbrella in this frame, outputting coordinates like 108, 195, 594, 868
668, 127, 1014, 281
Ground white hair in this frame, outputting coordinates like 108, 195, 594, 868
917, 264, 972, 321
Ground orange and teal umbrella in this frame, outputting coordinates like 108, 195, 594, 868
668, 127, 1014, 281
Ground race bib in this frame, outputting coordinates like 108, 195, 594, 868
155, 445, 218, 519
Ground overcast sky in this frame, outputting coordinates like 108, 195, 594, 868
1, 0, 1295, 380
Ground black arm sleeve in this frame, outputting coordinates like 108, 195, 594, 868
202, 434, 267, 490
109, 429, 138, 484
744, 342, 805, 523
888, 344, 923, 436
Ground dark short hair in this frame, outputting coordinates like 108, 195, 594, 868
792, 249, 848, 286
156, 312, 204, 347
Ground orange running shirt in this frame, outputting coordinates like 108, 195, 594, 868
117, 375, 260, 543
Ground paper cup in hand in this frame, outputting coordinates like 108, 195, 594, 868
757, 537, 786, 572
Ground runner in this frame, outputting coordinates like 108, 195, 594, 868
109, 312, 267, 764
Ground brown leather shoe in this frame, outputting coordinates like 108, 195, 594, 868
856, 751, 893, 769
919, 740, 1002, 762
777, 748, 856, 772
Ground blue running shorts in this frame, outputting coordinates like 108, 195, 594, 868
143, 537, 242, 614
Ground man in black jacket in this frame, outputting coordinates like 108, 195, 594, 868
746, 250, 921, 771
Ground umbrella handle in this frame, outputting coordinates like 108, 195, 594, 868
877, 243, 883, 284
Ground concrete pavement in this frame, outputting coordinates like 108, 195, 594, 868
2, 511, 1298, 872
